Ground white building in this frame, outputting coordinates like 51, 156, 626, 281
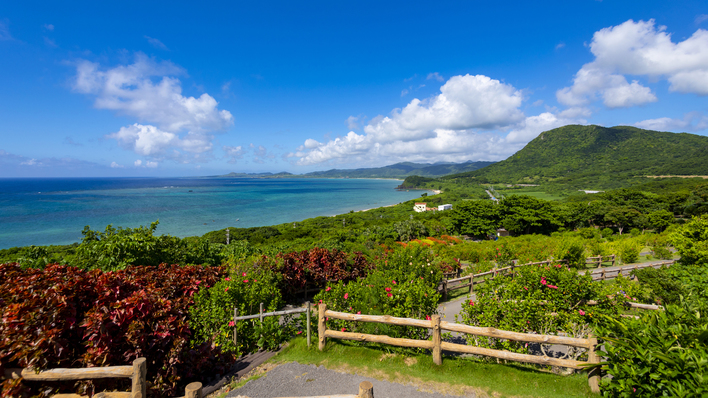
438, 204, 452, 211
413, 203, 427, 213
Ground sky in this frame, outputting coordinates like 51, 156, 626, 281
1, 0, 708, 177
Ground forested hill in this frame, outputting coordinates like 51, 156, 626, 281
303, 160, 496, 178
442, 125, 708, 189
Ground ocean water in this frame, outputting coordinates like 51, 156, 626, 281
0, 177, 425, 249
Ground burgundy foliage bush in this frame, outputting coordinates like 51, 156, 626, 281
0, 263, 231, 397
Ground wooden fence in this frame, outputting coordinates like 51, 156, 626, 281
1, 358, 203, 398
439, 259, 568, 300
585, 255, 616, 268
277, 381, 374, 398
233, 302, 312, 347
587, 260, 674, 281
317, 304, 601, 393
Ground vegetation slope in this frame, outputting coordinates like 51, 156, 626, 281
441, 125, 708, 191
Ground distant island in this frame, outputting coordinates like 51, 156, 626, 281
212, 160, 496, 179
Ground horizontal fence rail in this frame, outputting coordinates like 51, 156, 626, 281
317, 304, 601, 393
233, 302, 312, 348
587, 260, 674, 281
1, 358, 149, 398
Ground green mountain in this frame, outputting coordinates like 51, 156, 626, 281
303, 161, 495, 178
442, 125, 708, 190
215, 171, 295, 178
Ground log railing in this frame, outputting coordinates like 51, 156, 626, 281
2, 358, 145, 398
232, 302, 312, 348
1, 358, 203, 398
588, 260, 674, 281
317, 304, 601, 394
277, 381, 374, 398
585, 255, 616, 268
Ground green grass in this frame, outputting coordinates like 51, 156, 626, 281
270, 337, 595, 398
495, 190, 566, 201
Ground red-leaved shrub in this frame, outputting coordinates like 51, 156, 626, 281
0, 263, 231, 397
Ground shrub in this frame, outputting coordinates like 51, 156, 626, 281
554, 238, 586, 269
189, 268, 289, 355
458, 263, 622, 356
601, 228, 614, 239
0, 263, 231, 397
618, 241, 640, 264
596, 300, 708, 396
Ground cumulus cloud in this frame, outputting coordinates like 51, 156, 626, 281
290, 74, 583, 166
635, 111, 708, 132
250, 143, 275, 164
110, 162, 124, 168
346, 115, 364, 130
558, 19, 708, 108
73, 53, 233, 162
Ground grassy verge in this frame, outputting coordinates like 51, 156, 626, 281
269, 337, 595, 398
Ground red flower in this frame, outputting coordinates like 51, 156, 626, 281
469, 300, 474, 306
344, 293, 349, 299
547, 284, 558, 289
385, 287, 392, 292
357, 311, 361, 314
392, 280, 397, 285
341, 327, 346, 332
243, 279, 249, 283
225, 277, 231, 281
387, 293, 393, 297
242, 272, 247, 277
425, 315, 431, 320
224, 287, 229, 292
228, 321, 235, 327
326, 286, 331, 292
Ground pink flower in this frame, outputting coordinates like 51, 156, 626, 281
425, 315, 431, 320
387, 293, 393, 298
326, 286, 331, 292
344, 293, 349, 299
225, 277, 231, 281
228, 321, 235, 327
578, 309, 586, 315
392, 280, 397, 285
297, 330, 302, 334
196, 280, 201, 285
469, 301, 475, 306
224, 287, 229, 292
357, 311, 361, 314
523, 287, 528, 291
243, 279, 249, 283
341, 327, 346, 332
385, 287, 392, 292
242, 272, 247, 277
547, 284, 558, 289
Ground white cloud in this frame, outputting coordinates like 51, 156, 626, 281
558, 19, 708, 107
74, 53, 233, 162
223, 145, 245, 163
427, 72, 444, 82
346, 115, 363, 130
400, 89, 409, 97
290, 74, 581, 166
43, 23, 54, 31
145, 161, 158, 168
635, 111, 708, 132
145, 36, 168, 50
696, 14, 708, 25
21, 159, 40, 166
555, 42, 566, 50
44, 37, 57, 48
134, 160, 142, 166
110, 161, 124, 168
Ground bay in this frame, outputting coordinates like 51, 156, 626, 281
0, 177, 425, 249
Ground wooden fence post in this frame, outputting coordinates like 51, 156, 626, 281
259, 302, 264, 325
184, 382, 203, 398
587, 334, 600, 394
601, 268, 606, 281
468, 275, 473, 294
432, 315, 442, 365
318, 303, 327, 351
358, 380, 374, 398
442, 280, 448, 301
611, 255, 616, 267
306, 301, 311, 347
233, 308, 238, 348
131, 358, 146, 398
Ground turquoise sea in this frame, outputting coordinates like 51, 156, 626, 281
0, 177, 426, 249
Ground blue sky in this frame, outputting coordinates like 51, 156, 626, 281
1, 0, 707, 177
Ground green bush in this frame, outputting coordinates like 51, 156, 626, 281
315, 245, 441, 346
671, 216, 708, 267
633, 266, 685, 305
458, 262, 622, 354
554, 238, 586, 268
618, 241, 640, 264
190, 268, 290, 355
597, 300, 708, 396
601, 228, 614, 239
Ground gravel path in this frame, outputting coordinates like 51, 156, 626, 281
227, 362, 475, 398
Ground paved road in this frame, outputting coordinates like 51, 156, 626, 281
227, 362, 473, 398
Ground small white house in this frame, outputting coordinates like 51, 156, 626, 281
414, 203, 427, 213
438, 204, 453, 211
